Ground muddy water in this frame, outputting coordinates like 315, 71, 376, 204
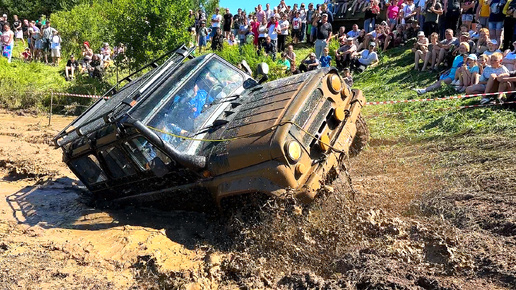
0, 111, 216, 288
0, 111, 514, 289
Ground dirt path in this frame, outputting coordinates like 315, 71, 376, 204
0, 111, 514, 289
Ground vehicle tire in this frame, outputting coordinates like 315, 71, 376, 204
349, 114, 369, 157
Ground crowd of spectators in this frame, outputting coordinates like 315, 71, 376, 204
191, 0, 516, 103
0, 13, 124, 80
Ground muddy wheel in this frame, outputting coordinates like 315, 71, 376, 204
349, 114, 369, 157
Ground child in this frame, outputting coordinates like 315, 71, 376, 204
286, 44, 298, 73
197, 20, 208, 53
320, 47, 332, 67
450, 53, 468, 87
292, 12, 301, 43
342, 67, 353, 87
457, 54, 479, 92
50, 30, 61, 66
21, 47, 32, 62
277, 52, 291, 72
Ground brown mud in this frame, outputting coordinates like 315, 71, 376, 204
0, 110, 514, 289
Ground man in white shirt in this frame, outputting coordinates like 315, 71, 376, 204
210, 8, 222, 39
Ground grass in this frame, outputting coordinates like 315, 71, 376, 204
0, 40, 125, 112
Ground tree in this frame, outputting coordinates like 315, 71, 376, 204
109, 0, 195, 68
51, 1, 113, 55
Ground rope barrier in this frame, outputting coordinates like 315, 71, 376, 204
365, 90, 516, 106
367, 101, 516, 118
51, 92, 107, 99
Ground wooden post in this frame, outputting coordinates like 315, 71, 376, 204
49, 92, 53, 126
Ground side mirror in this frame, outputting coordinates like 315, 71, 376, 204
257, 62, 269, 76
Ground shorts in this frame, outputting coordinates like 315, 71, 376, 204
488, 21, 504, 30
51, 48, 61, 58
43, 39, 51, 52
15, 30, 23, 39
388, 18, 397, 26
34, 39, 43, 49
198, 35, 207, 47
223, 25, 231, 32
478, 16, 489, 27
462, 14, 474, 22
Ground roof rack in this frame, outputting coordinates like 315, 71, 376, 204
53, 45, 197, 148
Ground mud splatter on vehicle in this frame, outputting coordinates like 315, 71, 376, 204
53, 45, 367, 208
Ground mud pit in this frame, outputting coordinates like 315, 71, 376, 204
0, 110, 514, 289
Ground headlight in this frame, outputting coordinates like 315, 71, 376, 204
319, 134, 330, 151
285, 141, 302, 162
327, 74, 342, 94
334, 106, 345, 122
341, 86, 352, 100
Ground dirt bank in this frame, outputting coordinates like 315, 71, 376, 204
0, 110, 514, 289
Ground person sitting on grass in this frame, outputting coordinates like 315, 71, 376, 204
495, 69, 516, 103
482, 39, 502, 57
342, 67, 353, 87
421, 32, 439, 71
65, 54, 79, 81
455, 54, 480, 92
302, 52, 320, 71
413, 31, 429, 71
502, 41, 516, 71
320, 47, 332, 68
414, 42, 470, 95
20, 47, 32, 62
466, 52, 509, 103
351, 41, 378, 73
429, 29, 459, 71
336, 37, 357, 69
277, 52, 291, 72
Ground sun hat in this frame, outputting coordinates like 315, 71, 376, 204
417, 31, 425, 37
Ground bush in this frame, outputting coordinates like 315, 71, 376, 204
213, 43, 288, 81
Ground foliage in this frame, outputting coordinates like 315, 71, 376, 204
0, 40, 116, 111
109, 0, 194, 68
212, 43, 288, 81
0, 0, 80, 20
51, 1, 114, 56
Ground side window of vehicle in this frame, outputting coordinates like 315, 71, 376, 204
69, 155, 107, 185
99, 146, 137, 179
123, 136, 172, 171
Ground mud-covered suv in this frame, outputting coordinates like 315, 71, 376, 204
54, 45, 366, 208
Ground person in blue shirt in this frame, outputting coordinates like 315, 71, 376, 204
414, 42, 470, 94
320, 47, 332, 67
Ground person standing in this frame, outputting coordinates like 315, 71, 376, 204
12, 15, 24, 46
423, 0, 443, 36
50, 30, 61, 66
278, 13, 289, 52
299, 3, 307, 42
1, 24, 14, 63
306, 3, 316, 43
223, 8, 233, 39
443, 0, 461, 33
267, 16, 279, 61
488, 0, 506, 47
314, 13, 332, 59
41, 21, 57, 64
210, 8, 222, 39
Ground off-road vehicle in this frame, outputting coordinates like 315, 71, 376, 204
54, 45, 367, 209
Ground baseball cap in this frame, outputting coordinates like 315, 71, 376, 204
321, 13, 328, 17
489, 39, 498, 45
466, 54, 477, 61
369, 42, 376, 47
461, 32, 470, 38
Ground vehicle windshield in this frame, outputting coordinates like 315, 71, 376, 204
146, 57, 244, 151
